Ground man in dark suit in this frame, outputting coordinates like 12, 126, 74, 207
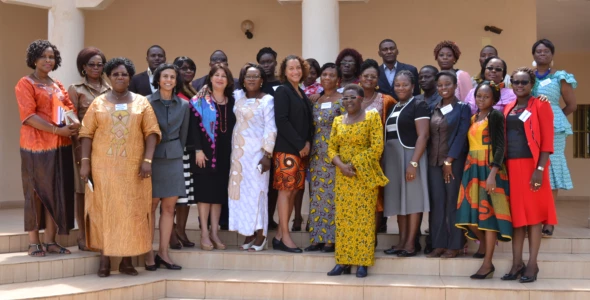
129, 45, 166, 96
192, 50, 239, 92
377, 39, 421, 99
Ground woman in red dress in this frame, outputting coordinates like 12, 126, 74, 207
501, 67, 557, 283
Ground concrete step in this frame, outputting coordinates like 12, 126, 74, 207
1, 268, 589, 300
3, 243, 590, 285
2, 228, 589, 255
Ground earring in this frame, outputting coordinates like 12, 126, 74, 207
358, 82, 362, 86
260, 84, 263, 87
532, 61, 537, 67
82, 70, 86, 76
376, 85, 379, 90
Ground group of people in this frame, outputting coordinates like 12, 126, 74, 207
15, 37, 577, 281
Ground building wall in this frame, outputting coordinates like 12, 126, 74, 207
4, 0, 587, 204
0, 3, 47, 206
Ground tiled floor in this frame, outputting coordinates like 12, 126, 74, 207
1, 200, 588, 237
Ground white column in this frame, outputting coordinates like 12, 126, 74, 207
48, 0, 84, 87
301, 0, 339, 65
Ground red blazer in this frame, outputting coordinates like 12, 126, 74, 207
503, 97, 554, 168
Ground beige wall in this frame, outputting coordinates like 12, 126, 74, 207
0, 3, 47, 205
8, 0, 590, 204
554, 51, 590, 200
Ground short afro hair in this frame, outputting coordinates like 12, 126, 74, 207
433, 40, 462, 61
511, 67, 536, 87
238, 63, 267, 92
278, 55, 310, 84
151, 63, 183, 91
335, 48, 363, 77
532, 39, 555, 55
26, 39, 62, 71
420, 65, 439, 74
306, 58, 321, 76
256, 47, 277, 63
359, 59, 380, 77
76, 47, 106, 77
104, 57, 136, 78
474, 81, 501, 105
435, 70, 458, 85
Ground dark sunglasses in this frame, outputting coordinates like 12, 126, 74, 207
485, 66, 503, 72
511, 80, 530, 86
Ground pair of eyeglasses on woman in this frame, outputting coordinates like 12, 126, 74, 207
111, 72, 129, 78
86, 63, 104, 69
485, 66, 503, 72
510, 80, 530, 86
244, 75, 261, 80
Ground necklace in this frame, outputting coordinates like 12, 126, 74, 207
212, 95, 228, 133
535, 68, 551, 80
31, 72, 53, 85
112, 90, 129, 100
395, 100, 409, 108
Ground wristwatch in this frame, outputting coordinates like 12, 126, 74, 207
143, 158, 152, 164
443, 161, 452, 166
409, 161, 418, 168
537, 166, 544, 171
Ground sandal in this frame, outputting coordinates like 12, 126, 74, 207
43, 243, 71, 254
28, 244, 46, 257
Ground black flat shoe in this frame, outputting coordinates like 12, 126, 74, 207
304, 244, 323, 252
397, 250, 417, 257
155, 254, 182, 270
472, 252, 486, 259
321, 245, 335, 253
272, 237, 281, 249
327, 264, 351, 276
423, 244, 433, 255
145, 263, 158, 271
501, 263, 526, 281
356, 266, 368, 278
169, 242, 182, 250
470, 265, 495, 279
384, 247, 403, 255
519, 267, 539, 283
278, 240, 302, 253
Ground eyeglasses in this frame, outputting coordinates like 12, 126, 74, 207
485, 66, 503, 72
510, 80, 530, 86
244, 75, 261, 80
180, 67, 195, 72
341, 96, 359, 101
87, 63, 104, 69
362, 74, 378, 80
111, 72, 129, 78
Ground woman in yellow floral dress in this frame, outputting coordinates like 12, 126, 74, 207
326, 84, 389, 278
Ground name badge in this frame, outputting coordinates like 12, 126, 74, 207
440, 104, 453, 115
386, 124, 397, 132
320, 102, 332, 109
519, 110, 532, 122
245, 98, 256, 104
540, 78, 551, 87
115, 103, 128, 111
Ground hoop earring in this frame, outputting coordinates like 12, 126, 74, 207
376, 85, 379, 90
550, 60, 554, 67
82, 70, 87, 76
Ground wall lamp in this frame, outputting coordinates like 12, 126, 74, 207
485, 25, 503, 35
241, 20, 254, 39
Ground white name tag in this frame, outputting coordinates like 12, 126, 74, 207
115, 103, 128, 111
245, 98, 256, 104
440, 104, 453, 115
272, 86, 279, 91
386, 124, 397, 132
540, 78, 551, 87
320, 102, 332, 109
519, 110, 532, 122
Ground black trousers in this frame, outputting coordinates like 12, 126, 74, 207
427, 156, 466, 250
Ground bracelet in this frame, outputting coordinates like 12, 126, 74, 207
144, 158, 152, 164
81, 158, 90, 161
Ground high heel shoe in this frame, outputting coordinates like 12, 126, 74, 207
501, 263, 526, 281
155, 254, 182, 270
249, 238, 267, 252
321, 244, 335, 253
118, 257, 138, 276
519, 267, 539, 283
176, 231, 195, 248
327, 264, 351, 276
472, 252, 486, 259
200, 242, 214, 251
291, 218, 303, 232
304, 244, 323, 252
272, 237, 281, 250
278, 240, 302, 253
97, 255, 110, 277
356, 266, 368, 278
241, 239, 256, 250
470, 265, 495, 279
145, 263, 158, 271
210, 236, 226, 250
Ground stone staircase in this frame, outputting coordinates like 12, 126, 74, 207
1, 229, 590, 299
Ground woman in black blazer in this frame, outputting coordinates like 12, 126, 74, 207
271, 55, 313, 253
426, 71, 471, 258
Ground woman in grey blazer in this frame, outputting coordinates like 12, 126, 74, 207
145, 63, 190, 271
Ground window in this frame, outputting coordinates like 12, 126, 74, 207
573, 105, 590, 158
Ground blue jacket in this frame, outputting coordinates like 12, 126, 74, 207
429, 98, 471, 159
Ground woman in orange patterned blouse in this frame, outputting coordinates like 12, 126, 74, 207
16, 40, 80, 257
